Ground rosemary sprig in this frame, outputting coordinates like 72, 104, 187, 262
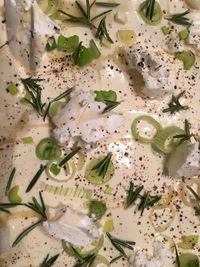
145, 0, 155, 20
110, 254, 124, 264
21, 77, 46, 117
0, 203, 23, 214
106, 233, 135, 257
59, 147, 81, 167
102, 100, 120, 113
70, 246, 96, 267
26, 165, 46, 193
12, 220, 42, 247
59, 0, 112, 27
174, 244, 181, 267
95, 2, 120, 7
174, 119, 194, 145
5, 167, 16, 196
92, 152, 112, 178
124, 182, 144, 209
24, 192, 47, 220
40, 253, 60, 267
165, 9, 192, 26
138, 191, 161, 215
187, 186, 200, 217
162, 91, 189, 114
43, 87, 74, 121
95, 16, 113, 43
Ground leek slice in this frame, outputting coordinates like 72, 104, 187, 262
177, 253, 199, 267
178, 235, 199, 249
35, 138, 61, 160
175, 51, 195, 70
138, 1, 162, 26
153, 126, 184, 154
8, 185, 22, 203
131, 115, 162, 144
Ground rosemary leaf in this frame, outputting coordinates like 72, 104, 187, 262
145, 0, 155, 20
110, 254, 124, 264
125, 182, 144, 209
173, 119, 194, 145
95, 16, 113, 43
0, 203, 23, 214
95, 2, 120, 7
26, 165, 46, 193
24, 192, 47, 220
59, 147, 81, 167
12, 220, 42, 247
174, 244, 181, 267
40, 253, 60, 267
92, 152, 112, 178
165, 9, 192, 26
162, 91, 189, 114
138, 191, 161, 215
5, 167, 16, 196
102, 100, 120, 113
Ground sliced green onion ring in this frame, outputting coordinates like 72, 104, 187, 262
35, 138, 61, 160
46, 158, 76, 182
153, 126, 184, 154
139, 1, 162, 26
131, 115, 162, 144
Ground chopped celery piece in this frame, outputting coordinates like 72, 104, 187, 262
179, 29, 189, 40
103, 219, 114, 232
89, 200, 107, 221
36, 138, 61, 160
95, 90, 117, 102
161, 26, 170, 35
8, 185, 22, 203
21, 136, 33, 144
49, 163, 60, 176
8, 83, 19, 96
139, 1, 162, 26
178, 235, 199, 249
77, 47, 94, 67
175, 51, 195, 70
57, 35, 79, 53
117, 30, 136, 46
177, 253, 199, 267
90, 39, 101, 59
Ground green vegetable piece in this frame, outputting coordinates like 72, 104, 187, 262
49, 163, 61, 176
139, 1, 162, 26
90, 39, 101, 59
48, 101, 65, 117
57, 35, 79, 53
89, 200, 107, 221
103, 219, 114, 232
179, 29, 189, 40
161, 26, 170, 35
175, 51, 195, 70
95, 90, 117, 102
85, 158, 114, 185
90, 255, 110, 267
8, 83, 19, 96
177, 253, 199, 267
36, 138, 61, 160
77, 46, 94, 67
178, 235, 199, 249
46, 36, 57, 51
8, 185, 22, 203
21, 136, 33, 144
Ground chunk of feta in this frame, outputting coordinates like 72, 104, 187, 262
43, 207, 101, 247
166, 141, 200, 178
4, 0, 59, 72
52, 88, 124, 148
120, 46, 176, 97
131, 240, 174, 267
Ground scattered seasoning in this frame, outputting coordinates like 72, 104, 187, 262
165, 9, 192, 26
92, 152, 112, 178
162, 91, 189, 114
5, 167, 16, 196
40, 253, 60, 267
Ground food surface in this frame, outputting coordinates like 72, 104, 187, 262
0, 0, 200, 266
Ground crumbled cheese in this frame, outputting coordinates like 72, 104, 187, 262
166, 141, 200, 178
120, 46, 177, 97
52, 88, 124, 149
114, 11, 128, 24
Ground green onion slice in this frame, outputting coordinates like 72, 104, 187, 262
139, 1, 162, 26
35, 138, 61, 160
153, 126, 184, 154
131, 115, 162, 144
8, 83, 19, 96
57, 35, 79, 53
8, 185, 22, 203
175, 51, 196, 70
85, 157, 115, 185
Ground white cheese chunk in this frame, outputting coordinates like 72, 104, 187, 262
120, 46, 176, 98
43, 207, 101, 247
52, 88, 124, 148
166, 141, 200, 178
131, 240, 174, 267
4, 0, 59, 72
114, 11, 128, 24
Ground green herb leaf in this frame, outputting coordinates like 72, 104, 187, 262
125, 182, 144, 209
173, 119, 194, 145
95, 2, 120, 7
21, 77, 46, 117
0, 203, 23, 214
40, 253, 60, 267
95, 90, 117, 102
92, 152, 112, 178
102, 100, 120, 113
95, 16, 113, 43
24, 192, 47, 220
144, 0, 155, 20
68, 245, 96, 266
5, 167, 16, 196
162, 91, 189, 114
12, 220, 42, 247
110, 254, 124, 264
26, 165, 46, 193
166, 9, 192, 26
174, 244, 181, 267
59, 147, 81, 167
46, 36, 57, 52
106, 233, 135, 257
57, 35, 79, 53
138, 191, 161, 215
89, 200, 107, 221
